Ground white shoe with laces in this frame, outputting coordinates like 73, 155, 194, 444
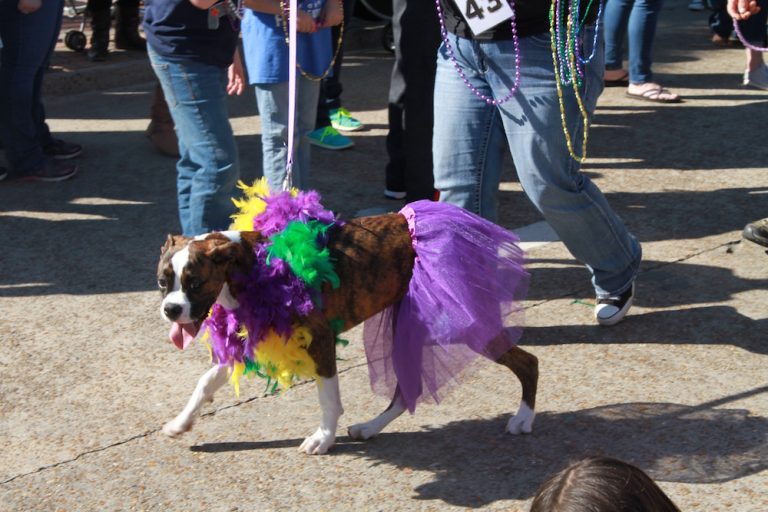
744, 66, 768, 90
595, 283, 635, 326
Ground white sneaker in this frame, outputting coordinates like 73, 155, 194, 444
595, 283, 635, 326
688, 0, 705, 10
743, 66, 768, 90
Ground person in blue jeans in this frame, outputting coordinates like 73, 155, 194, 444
603, 0, 681, 103
433, 1, 642, 326
240, 0, 342, 192
0, 0, 82, 182
144, 0, 243, 236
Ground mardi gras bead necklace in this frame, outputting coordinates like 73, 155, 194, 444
550, 0, 590, 163
733, 18, 768, 52
278, 0, 344, 82
552, 0, 602, 86
435, 0, 521, 106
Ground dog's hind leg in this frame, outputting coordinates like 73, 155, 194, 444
495, 345, 538, 435
163, 364, 229, 437
348, 388, 407, 440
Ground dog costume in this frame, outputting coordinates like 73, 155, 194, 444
186, 179, 528, 412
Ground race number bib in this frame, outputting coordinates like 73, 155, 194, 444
454, 0, 514, 36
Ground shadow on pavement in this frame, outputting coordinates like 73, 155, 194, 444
190, 385, 768, 507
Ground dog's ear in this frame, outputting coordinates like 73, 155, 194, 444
205, 238, 244, 265
161, 234, 175, 255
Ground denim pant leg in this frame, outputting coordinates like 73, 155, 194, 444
0, 0, 62, 176
604, 0, 663, 83
434, 31, 641, 297
255, 77, 319, 192
433, 37, 508, 222
148, 49, 240, 236
500, 31, 640, 297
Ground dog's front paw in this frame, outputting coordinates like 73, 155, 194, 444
506, 403, 535, 435
299, 427, 335, 455
162, 417, 193, 438
347, 422, 379, 441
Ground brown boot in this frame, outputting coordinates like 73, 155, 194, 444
146, 83, 179, 158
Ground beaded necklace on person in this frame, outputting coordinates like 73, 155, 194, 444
434, 0, 521, 106
553, 0, 601, 85
733, 18, 768, 52
277, 0, 344, 82
550, 0, 604, 162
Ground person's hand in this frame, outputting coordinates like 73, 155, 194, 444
727, 0, 760, 20
294, 9, 317, 33
17, 0, 42, 14
319, 0, 343, 28
227, 48, 245, 96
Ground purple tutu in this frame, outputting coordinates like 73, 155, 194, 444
363, 200, 529, 412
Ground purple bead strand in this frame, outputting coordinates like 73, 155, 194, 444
733, 19, 768, 52
435, 0, 522, 106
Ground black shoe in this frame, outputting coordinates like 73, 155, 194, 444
595, 283, 635, 326
20, 159, 78, 182
44, 139, 83, 160
743, 218, 768, 248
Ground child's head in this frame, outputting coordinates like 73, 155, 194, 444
530, 456, 680, 512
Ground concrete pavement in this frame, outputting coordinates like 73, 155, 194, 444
1, 1, 767, 510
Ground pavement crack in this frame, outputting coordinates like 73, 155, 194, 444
1, 431, 157, 486
0, 360, 371, 486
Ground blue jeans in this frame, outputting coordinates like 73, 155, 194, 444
255, 77, 319, 192
0, 0, 62, 176
604, 0, 664, 84
148, 47, 240, 237
433, 30, 641, 298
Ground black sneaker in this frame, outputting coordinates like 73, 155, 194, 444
43, 139, 83, 160
20, 159, 78, 182
595, 283, 635, 326
743, 218, 768, 248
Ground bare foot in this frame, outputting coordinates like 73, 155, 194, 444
626, 82, 681, 103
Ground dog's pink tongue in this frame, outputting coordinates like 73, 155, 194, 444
169, 322, 199, 350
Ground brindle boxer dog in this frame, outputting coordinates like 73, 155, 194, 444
157, 213, 538, 455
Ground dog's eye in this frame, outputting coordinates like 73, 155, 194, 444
187, 279, 201, 291
157, 278, 167, 289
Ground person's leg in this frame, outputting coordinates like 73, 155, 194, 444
257, 77, 319, 191
294, 76, 321, 190
626, 0, 664, 84
386, 0, 441, 201
487, 30, 641, 300
0, 0, 62, 175
255, 82, 291, 192
317, 0, 356, 120
384, 0, 408, 198
433, 33, 507, 221
709, 1, 734, 41
603, 0, 633, 72
149, 48, 240, 236
86, 0, 112, 61
114, 0, 146, 51
399, 0, 440, 201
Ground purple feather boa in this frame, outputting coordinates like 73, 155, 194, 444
203, 189, 337, 368
252, 190, 337, 237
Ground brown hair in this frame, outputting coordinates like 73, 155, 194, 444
530, 456, 681, 512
